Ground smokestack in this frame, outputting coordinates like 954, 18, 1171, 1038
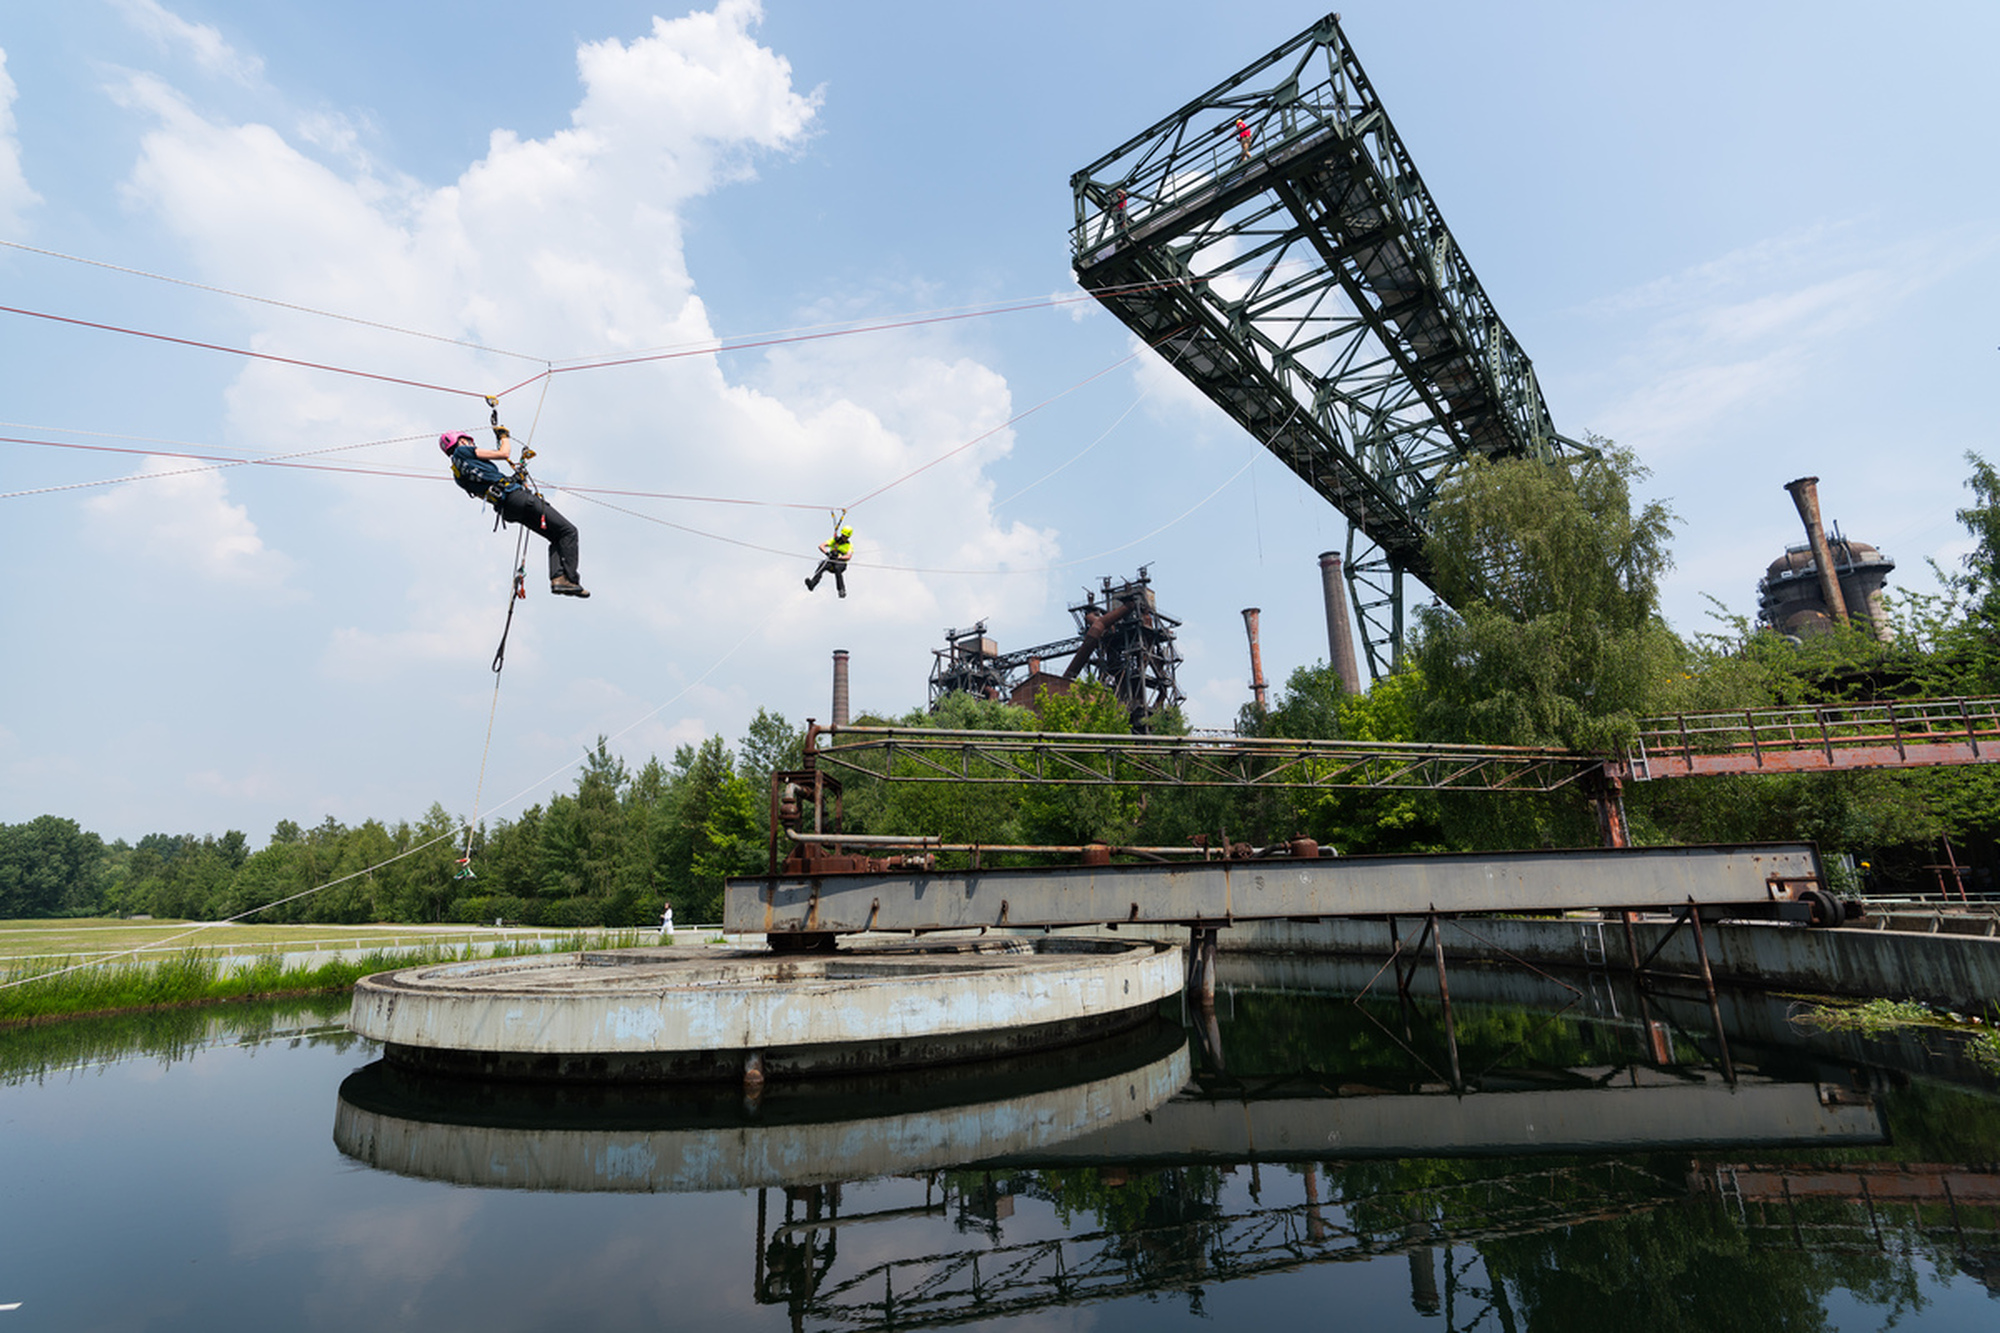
1318, 552, 1363, 694
1783, 477, 1850, 625
1241, 608, 1269, 710
831, 649, 850, 727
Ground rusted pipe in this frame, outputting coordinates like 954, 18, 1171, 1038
1242, 607, 1269, 710
1063, 599, 1132, 678
1784, 477, 1851, 625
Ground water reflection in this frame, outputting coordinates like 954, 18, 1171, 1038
319, 960, 2000, 1330
334, 1019, 1193, 1191
7, 964, 1999, 1330
0, 993, 357, 1086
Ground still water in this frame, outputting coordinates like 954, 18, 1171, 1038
2, 956, 1997, 1331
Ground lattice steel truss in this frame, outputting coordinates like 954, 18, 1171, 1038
1070, 13, 1589, 677
771, 1161, 1674, 1331
808, 724, 1596, 794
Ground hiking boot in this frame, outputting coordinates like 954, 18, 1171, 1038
804, 577, 818, 591
552, 577, 590, 598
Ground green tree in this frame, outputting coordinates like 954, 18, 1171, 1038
1410, 446, 1684, 848
1414, 444, 1682, 754
1018, 681, 1141, 847
0, 816, 108, 917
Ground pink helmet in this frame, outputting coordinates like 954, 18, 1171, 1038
439, 431, 471, 454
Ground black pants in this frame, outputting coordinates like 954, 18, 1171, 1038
807, 557, 847, 595
495, 489, 580, 583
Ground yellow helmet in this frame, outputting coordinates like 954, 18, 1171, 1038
839, 526, 852, 538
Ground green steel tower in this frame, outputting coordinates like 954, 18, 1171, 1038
1071, 13, 1588, 678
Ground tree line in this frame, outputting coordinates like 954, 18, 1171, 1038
6, 449, 1996, 925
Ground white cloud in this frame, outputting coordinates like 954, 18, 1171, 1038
84, 459, 296, 590
98, 0, 1062, 787
0, 49, 41, 235
1581, 224, 1965, 458
112, 0, 266, 87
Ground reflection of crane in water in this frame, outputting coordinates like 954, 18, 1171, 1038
759, 1159, 1674, 1331
1069, 13, 1591, 678
754, 1153, 2000, 1331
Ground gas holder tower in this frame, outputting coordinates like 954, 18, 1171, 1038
1069, 13, 1590, 677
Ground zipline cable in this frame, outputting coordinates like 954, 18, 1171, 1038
0, 431, 431, 499
0, 237, 546, 363
837, 324, 1187, 512
3, 229, 1246, 386
0, 303, 487, 399
991, 334, 1191, 510
0, 432, 831, 509
460, 369, 557, 874
0, 578, 764, 994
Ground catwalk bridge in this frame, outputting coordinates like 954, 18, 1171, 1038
723, 695, 2000, 947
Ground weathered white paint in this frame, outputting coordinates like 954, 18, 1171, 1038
333, 1038, 1192, 1192
347, 939, 1182, 1058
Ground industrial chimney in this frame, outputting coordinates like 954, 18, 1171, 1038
831, 649, 850, 727
1783, 477, 1850, 626
1317, 552, 1362, 694
1241, 608, 1269, 710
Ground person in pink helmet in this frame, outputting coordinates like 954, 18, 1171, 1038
440, 425, 588, 597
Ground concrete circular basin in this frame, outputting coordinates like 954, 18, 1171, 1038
332, 1018, 1191, 1191
348, 935, 1183, 1082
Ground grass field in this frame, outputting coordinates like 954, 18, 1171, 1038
0, 919, 660, 1025
0, 917, 578, 964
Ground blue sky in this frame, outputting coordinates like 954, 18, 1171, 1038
3, 1, 1996, 845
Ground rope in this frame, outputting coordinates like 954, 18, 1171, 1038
0, 432, 830, 509
991, 334, 1191, 510
0, 303, 486, 398
0, 238, 545, 362
457, 372, 559, 873
0, 827, 463, 993
838, 324, 1187, 512
489, 536, 530, 675
0, 431, 430, 499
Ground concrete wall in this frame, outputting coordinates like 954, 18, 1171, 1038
1068, 915, 2000, 1010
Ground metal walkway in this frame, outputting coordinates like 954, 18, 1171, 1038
1614, 695, 2000, 781
1069, 13, 1588, 675
792, 695, 2000, 797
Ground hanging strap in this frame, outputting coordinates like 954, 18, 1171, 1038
490, 535, 530, 675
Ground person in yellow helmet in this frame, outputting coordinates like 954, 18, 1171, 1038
806, 523, 854, 598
